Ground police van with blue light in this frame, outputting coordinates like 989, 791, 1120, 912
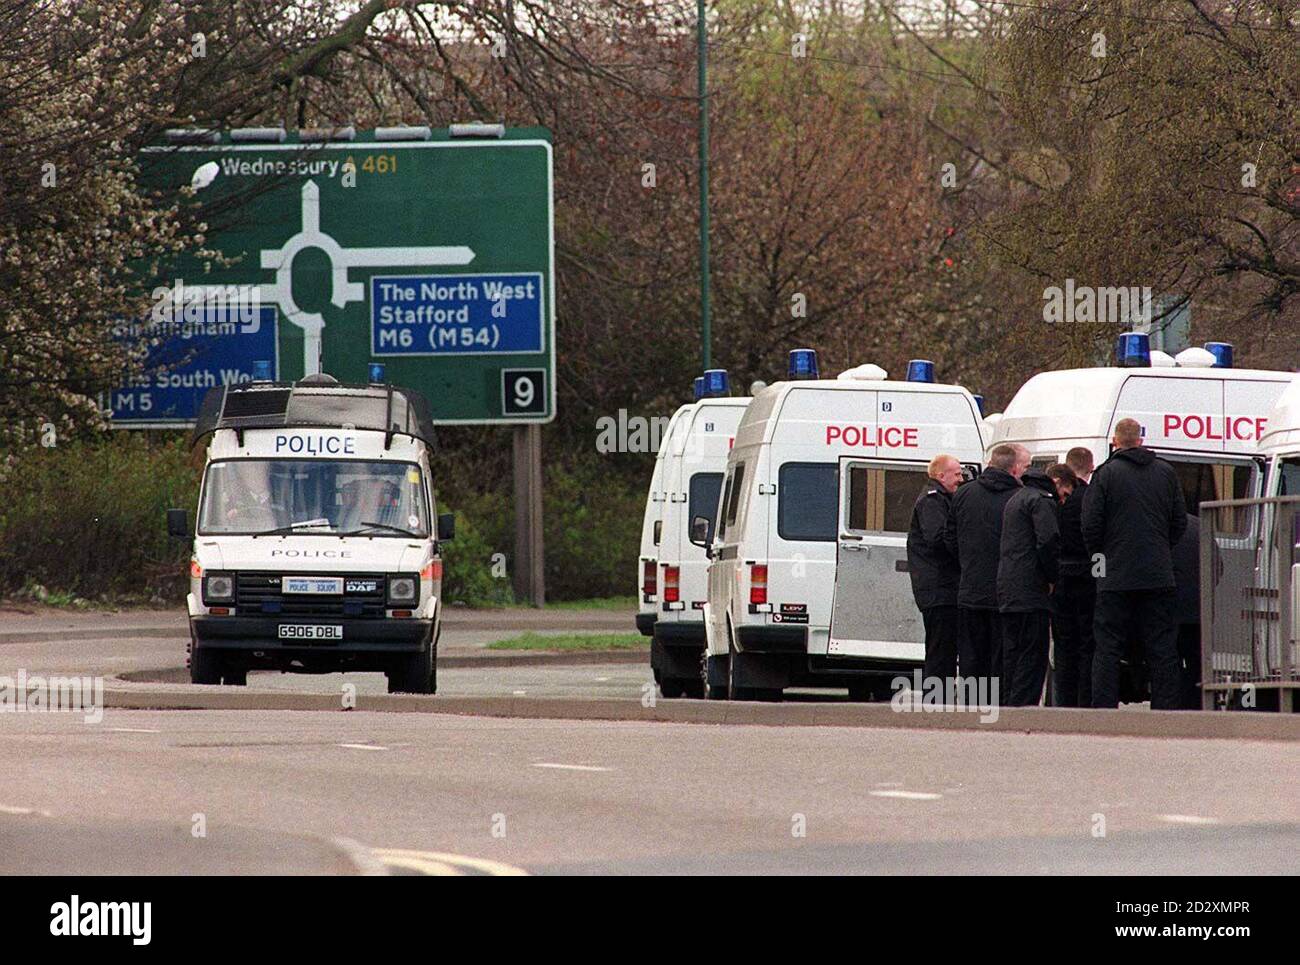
647, 368, 750, 698
166, 364, 453, 692
701, 350, 987, 700
992, 334, 1290, 513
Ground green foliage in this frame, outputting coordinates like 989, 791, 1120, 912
0, 437, 645, 606
439, 507, 515, 608
542, 457, 644, 601
0, 435, 199, 601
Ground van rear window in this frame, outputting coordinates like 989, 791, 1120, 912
1171, 459, 1254, 515
688, 472, 724, 544
845, 463, 927, 534
778, 462, 838, 542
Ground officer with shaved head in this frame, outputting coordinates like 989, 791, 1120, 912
907, 453, 963, 687
1082, 418, 1187, 709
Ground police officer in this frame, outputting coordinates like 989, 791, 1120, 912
1082, 418, 1187, 709
944, 443, 1029, 702
907, 454, 962, 687
1052, 447, 1096, 706
1171, 513, 1202, 709
997, 464, 1067, 706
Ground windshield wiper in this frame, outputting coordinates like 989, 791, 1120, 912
251, 518, 333, 538
339, 521, 420, 537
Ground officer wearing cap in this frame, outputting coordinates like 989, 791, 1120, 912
907, 454, 962, 687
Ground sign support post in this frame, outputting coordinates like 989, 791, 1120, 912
512, 424, 545, 607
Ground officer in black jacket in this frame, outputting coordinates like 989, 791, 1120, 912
1052, 447, 1097, 706
943, 443, 1029, 701
997, 465, 1067, 705
906, 454, 963, 686
1082, 418, 1188, 709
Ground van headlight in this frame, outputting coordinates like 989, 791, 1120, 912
203, 572, 235, 604
387, 574, 418, 605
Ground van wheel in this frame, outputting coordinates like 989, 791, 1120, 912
221, 666, 248, 686
702, 654, 728, 700
660, 679, 686, 699
190, 647, 223, 685
388, 640, 436, 694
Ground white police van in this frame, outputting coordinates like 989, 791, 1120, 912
651, 370, 749, 698
636, 399, 697, 642
993, 336, 1290, 704
992, 336, 1290, 511
702, 351, 987, 700
167, 371, 454, 693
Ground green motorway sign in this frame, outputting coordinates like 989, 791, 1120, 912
117, 128, 554, 425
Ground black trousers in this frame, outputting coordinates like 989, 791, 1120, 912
1176, 622, 1201, 710
1001, 609, 1051, 706
921, 605, 959, 684
1051, 574, 1096, 707
1092, 588, 1182, 709
958, 606, 1001, 702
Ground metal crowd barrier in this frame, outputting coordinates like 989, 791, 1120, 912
1200, 496, 1300, 711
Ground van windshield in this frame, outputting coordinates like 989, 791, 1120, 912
198, 459, 428, 536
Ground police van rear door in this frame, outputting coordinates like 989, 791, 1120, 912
827, 456, 926, 661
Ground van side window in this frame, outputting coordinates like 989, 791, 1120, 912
1278, 458, 1300, 496
688, 472, 724, 545
777, 462, 838, 542
716, 472, 735, 539
1030, 455, 1057, 470
845, 463, 927, 533
725, 464, 746, 528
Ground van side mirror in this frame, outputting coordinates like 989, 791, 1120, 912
166, 508, 190, 540
437, 512, 455, 542
689, 515, 710, 547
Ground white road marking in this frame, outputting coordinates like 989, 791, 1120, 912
0, 804, 51, 817
532, 762, 611, 773
108, 728, 160, 734
370, 848, 529, 876
338, 743, 388, 751
512, 690, 527, 696
870, 790, 942, 801
1158, 813, 1220, 825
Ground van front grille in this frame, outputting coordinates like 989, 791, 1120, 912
235, 572, 387, 618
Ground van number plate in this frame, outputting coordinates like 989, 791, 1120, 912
282, 577, 343, 595
278, 624, 343, 640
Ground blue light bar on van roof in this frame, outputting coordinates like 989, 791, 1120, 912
788, 348, 819, 380
252, 360, 272, 382
906, 359, 936, 383
702, 369, 730, 398
1204, 342, 1234, 368
1115, 332, 1151, 368
693, 377, 705, 401
972, 394, 985, 415
368, 362, 387, 384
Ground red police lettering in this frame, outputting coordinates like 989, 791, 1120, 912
825, 425, 920, 447
1165, 414, 1266, 442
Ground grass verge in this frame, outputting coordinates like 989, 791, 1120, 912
486, 632, 647, 651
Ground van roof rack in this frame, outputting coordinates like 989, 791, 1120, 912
190, 379, 436, 451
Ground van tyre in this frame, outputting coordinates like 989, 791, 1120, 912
190, 646, 223, 685
388, 639, 437, 694
703, 654, 728, 700
222, 666, 248, 686
727, 641, 782, 702
660, 679, 686, 699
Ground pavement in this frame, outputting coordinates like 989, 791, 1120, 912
1, 708, 1295, 874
